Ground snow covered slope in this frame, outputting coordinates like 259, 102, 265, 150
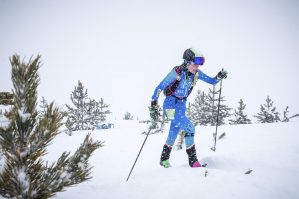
47, 121, 299, 199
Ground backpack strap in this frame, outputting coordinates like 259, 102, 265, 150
187, 71, 198, 97
163, 65, 184, 96
164, 64, 198, 97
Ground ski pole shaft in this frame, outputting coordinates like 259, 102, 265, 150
212, 79, 223, 151
126, 128, 152, 181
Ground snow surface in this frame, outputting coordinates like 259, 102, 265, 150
42, 120, 299, 199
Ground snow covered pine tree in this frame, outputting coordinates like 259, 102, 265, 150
0, 55, 103, 199
187, 90, 210, 126
97, 98, 111, 123
39, 96, 48, 115
280, 106, 299, 122
282, 106, 290, 122
65, 81, 111, 132
254, 96, 280, 123
0, 92, 14, 106
206, 86, 231, 126
229, 99, 252, 125
146, 103, 168, 134
188, 87, 231, 126
123, 112, 134, 120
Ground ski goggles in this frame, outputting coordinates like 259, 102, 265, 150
193, 57, 205, 65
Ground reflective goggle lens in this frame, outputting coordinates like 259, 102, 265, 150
193, 57, 205, 65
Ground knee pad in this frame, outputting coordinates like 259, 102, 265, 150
184, 132, 194, 137
183, 124, 195, 137
184, 132, 195, 148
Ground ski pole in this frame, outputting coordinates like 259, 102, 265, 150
126, 127, 152, 181
211, 79, 223, 152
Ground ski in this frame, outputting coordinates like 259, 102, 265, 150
201, 163, 207, 167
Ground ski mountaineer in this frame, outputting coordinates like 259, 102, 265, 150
149, 48, 227, 168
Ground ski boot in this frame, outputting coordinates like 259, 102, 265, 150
186, 144, 201, 168
160, 144, 172, 168
160, 159, 171, 168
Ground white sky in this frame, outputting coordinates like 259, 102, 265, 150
1, 0, 299, 120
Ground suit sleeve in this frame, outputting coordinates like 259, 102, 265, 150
198, 69, 219, 85
151, 69, 177, 101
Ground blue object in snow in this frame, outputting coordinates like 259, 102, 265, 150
96, 123, 114, 130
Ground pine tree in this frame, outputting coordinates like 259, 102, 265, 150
281, 106, 290, 122
0, 92, 14, 106
84, 99, 98, 129
281, 106, 299, 122
65, 82, 111, 131
254, 96, 280, 123
142, 104, 168, 135
188, 87, 231, 126
39, 96, 48, 115
123, 112, 134, 120
0, 93, 13, 132
65, 81, 88, 131
229, 99, 252, 125
96, 98, 111, 123
0, 54, 103, 198
151, 112, 168, 134
187, 90, 210, 126
206, 86, 231, 126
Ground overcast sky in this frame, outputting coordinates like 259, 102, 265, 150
1, 0, 299, 120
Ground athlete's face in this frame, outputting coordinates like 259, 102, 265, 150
187, 63, 199, 74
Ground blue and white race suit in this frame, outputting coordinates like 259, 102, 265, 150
151, 67, 219, 148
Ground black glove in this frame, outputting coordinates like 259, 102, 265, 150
149, 100, 160, 122
216, 69, 228, 80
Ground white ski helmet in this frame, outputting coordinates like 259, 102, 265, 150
183, 48, 205, 65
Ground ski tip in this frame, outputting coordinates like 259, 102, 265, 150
244, 169, 253, 174
201, 163, 207, 167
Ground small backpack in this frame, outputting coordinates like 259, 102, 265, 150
163, 65, 198, 97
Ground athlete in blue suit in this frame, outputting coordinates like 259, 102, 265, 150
150, 48, 227, 168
